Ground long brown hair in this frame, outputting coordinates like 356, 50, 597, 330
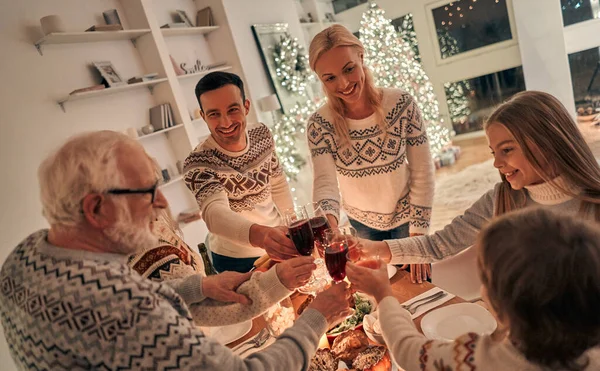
308, 24, 385, 145
484, 91, 600, 220
478, 208, 600, 370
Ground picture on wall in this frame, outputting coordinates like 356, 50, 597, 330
92, 61, 125, 87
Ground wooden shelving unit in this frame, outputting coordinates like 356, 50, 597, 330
161, 26, 219, 37
56, 78, 167, 112
34, 29, 151, 55
159, 174, 184, 189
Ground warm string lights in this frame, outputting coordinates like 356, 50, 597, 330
359, 2, 451, 157
273, 33, 314, 96
272, 97, 323, 181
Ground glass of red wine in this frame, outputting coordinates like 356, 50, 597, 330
305, 202, 331, 258
323, 227, 357, 283
283, 206, 315, 256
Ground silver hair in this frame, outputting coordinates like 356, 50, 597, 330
38, 130, 138, 226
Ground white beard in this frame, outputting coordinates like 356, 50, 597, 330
103, 201, 157, 255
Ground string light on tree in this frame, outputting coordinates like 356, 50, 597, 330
273, 33, 314, 96
272, 97, 323, 180
359, 1, 451, 157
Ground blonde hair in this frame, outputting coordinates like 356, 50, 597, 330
308, 24, 385, 145
484, 91, 600, 220
38, 131, 138, 226
478, 208, 600, 370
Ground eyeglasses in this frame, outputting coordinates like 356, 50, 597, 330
106, 180, 159, 204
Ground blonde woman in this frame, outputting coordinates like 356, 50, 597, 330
365, 90, 600, 265
307, 25, 434, 283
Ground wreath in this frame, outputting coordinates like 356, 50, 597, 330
273, 33, 314, 96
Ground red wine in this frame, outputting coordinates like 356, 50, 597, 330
325, 242, 349, 282
310, 216, 330, 257
288, 219, 315, 256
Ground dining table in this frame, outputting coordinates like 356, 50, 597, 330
227, 267, 466, 349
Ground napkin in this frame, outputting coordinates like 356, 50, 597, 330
400, 287, 455, 319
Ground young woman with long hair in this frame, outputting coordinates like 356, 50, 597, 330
364, 90, 600, 264
307, 24, 434, 283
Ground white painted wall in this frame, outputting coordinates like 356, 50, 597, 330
513, 0, 576, 117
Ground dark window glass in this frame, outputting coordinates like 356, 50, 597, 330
568, 47, 600, 114
561, 0, 599, 26
444, 67, 526, 135
332, 0, 368, 14
432, 0, 512, 59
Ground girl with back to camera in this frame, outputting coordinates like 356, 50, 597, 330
347, 208, 600, 370
363, 90, 600, 264
307, 24, 434, 283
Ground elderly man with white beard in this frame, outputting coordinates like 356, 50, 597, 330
0, 130, 352, 370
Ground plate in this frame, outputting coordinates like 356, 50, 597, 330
387, 264, 397, 279
210, 320, 253, 345
421, 303, 497, 341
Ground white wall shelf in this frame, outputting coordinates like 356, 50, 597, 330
34, 30, 151, 55
57, 78, 167, 112
177, 65, 233, 81
159, 174, 184, 189
161, 26, 219, 37
137, 124, 184, 140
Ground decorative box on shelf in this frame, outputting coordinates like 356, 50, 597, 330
434, 145, 461, 169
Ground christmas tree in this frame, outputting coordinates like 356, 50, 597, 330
359, 2, 451, 157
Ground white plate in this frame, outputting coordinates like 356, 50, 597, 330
210, 320, 253, 345
387, 264, 397, 279
421, 303, 497, 341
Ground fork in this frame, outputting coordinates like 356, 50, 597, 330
401, 291, 446, 313
231, 328, 270, 353
238, 330, 272, 355
405, 292, 448, 315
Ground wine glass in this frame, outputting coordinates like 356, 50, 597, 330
283, 206, 314, 256
323, 227, 357, 283
304, 202, 331, 258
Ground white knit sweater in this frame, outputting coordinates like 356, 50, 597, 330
183, 122, 294, 258
307, 88, 435, 234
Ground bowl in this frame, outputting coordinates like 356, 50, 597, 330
325, 293, 376, 343
362, 312, 385, 344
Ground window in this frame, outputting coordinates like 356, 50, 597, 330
332, 0, 368, 14
568, 47, 600, 114
561, 0, 600, 27
432, 0, 512, 59
444, 67, 526, 135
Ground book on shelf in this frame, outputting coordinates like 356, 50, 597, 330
160, 23, 187, 29
69, 85, 105, 95
127, 73, 158, 84
149, 103, 175, 131
85, 24, 123, 32
196, 7, 215, 27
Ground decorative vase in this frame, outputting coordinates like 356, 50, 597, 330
141, 125, 154, 135
40, 15, 66, 35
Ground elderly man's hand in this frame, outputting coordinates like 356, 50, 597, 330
249, 224, 298, 261
201, 271, 253, 305
275, 256, 316, 290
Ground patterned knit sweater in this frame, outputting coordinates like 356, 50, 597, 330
184, 122, 294, 258
386, 176, 589, 264
128, 218, 294, 327
0, 230, 328, 370
377, 296, 600, 371
307, 88, 435, 234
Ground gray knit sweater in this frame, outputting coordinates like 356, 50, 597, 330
0, 230, 327, 370
387, 177, 585, 264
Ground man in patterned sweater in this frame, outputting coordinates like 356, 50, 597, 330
184, 72, 297, 273
0, 130, 351, 370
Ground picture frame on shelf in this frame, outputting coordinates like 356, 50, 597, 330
324, 13, 336, 22
92, 61, 125, 87
196, 7, 214, 27
102, 9, 122, 25
175, 10, 194, 27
